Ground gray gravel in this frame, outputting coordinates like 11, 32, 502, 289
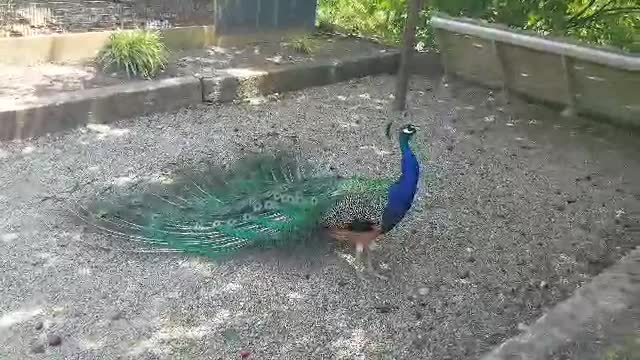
1, 74, 639, 359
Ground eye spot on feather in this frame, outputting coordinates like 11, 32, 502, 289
264, 201, 276, 210
242, 213, 255, 221
273, 193, 282, 201
212, 220, 223, 227
253, 203, 263, 212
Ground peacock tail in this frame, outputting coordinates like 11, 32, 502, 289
73, 150, 396, 257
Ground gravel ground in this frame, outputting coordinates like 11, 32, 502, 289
1, 74, 639, 359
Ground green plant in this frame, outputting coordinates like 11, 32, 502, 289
289, 35, 318, 54
97, 29, 169, 79
317, 0, 640, 52
604, 333, 640, 360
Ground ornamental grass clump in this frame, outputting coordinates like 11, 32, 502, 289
97, 29, 169, 79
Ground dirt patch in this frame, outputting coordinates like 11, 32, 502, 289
0, 33, 390, 110
0, 75, 638, 359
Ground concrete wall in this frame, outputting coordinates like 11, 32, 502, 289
432, 15, 640, 128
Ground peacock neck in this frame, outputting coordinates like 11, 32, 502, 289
398, 136, 419, 188
380, 134, 420, 233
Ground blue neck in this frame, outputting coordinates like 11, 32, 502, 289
381, 134, 420, 233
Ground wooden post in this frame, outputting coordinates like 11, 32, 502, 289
560, 55, 578, 118
392, 0, 423, 111
492, 39, 512, 105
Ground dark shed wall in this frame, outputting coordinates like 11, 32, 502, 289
213, 0, 317, 34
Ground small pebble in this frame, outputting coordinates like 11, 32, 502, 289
459, 270, 470, 279
47, 334, 62, 346
31, 343, 45, 354
34, 321, 43, 330
417, 287, 430, 296
375, 304, 392, 313
109, 311, 123, 321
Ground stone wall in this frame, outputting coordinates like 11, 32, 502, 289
0, 0, 214, 37
0, 0, 317, 38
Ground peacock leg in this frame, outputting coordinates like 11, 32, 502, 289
354, 243, 368, 281
334, 244, 367, 281
364, 246, 388, 280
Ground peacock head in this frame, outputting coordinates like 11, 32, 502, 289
385, 122, 419, 141
398, 124, 419, 147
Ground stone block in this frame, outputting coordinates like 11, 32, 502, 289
0, 76, 202, 140
200, 52, 401, 103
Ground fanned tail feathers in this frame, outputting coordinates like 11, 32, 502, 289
73, 151, 346, 257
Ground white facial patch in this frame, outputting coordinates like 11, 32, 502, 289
402, 128, 415, 134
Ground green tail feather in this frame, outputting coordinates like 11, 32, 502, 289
74, 151, 361, 257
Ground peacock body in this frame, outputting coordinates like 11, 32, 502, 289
75, 124, 421, 263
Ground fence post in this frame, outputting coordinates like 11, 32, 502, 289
560, 55, 578, 118
433, 28, 458, 95
492, 39, 512, 105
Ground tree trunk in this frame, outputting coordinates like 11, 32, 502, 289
392, 0, 423, 111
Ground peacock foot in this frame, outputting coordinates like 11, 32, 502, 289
334, 250, 366, 282
365, 250, 388, 280
334, 245, 388, 281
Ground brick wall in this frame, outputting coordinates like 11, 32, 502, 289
0, 0, 317, 38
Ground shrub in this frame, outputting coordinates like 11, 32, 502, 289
97, 29, 169, 79
289, 35, 318, 54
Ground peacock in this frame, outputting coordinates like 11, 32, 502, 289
73, 123, 421, 279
